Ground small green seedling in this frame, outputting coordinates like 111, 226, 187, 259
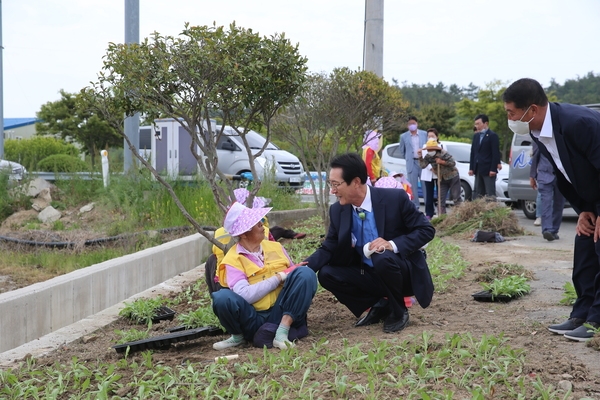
559, 281, 577, 306
119, 296, 165, 325
480, 274, 531, 299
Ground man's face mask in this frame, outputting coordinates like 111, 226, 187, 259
408, 124, 417, 132
508, 105, 534, 135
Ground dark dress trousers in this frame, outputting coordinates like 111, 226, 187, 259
305, 187, 435, 319
532, 102, 600, 323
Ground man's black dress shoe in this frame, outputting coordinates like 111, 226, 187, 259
383, 309, 409, 333
355, 301, 390, 327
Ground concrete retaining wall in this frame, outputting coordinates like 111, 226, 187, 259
0, 233, 212, 353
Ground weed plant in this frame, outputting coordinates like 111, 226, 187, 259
114, 326, 152, 344
559, 281, 577, 306
119, 296, 169, 325
481, 275, 531, 299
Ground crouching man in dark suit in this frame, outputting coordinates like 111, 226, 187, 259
305, 153, 435, 333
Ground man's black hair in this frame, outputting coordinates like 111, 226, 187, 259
408, 116, 418, 123
474, 114, 489, 124
330, 153, 367, 185
502, 78, 549, 109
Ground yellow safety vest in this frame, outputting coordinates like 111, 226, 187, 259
218, 240, 289, 311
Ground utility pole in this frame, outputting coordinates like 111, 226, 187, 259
0, 0, 4, 159
123, 0, 139, 173
363, 0, 384, 78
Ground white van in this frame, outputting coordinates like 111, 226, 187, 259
146, 119, 304, 187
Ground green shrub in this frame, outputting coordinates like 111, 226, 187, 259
37, 154, 89, 173
4, 137, 79, 170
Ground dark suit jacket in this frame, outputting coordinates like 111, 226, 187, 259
469, 129, 501, 175
305, 186, 436, 308
532, 102, 600, 215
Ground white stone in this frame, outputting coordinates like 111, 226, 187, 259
38, 206, 62, 224
558, 380, 572, 393
79, 203, 95, 214
26, 178, 54, 198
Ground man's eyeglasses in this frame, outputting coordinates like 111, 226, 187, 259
327, 180, 346, 189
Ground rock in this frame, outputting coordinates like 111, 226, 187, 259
82, 334, 98, 344
79, 203, 95, 214
147, 230, 159, 239
558, 380, 572, 393
561, 373, 573, 379
26, 178, 54, 198
37, 188, 52, 202
38, 206, 61, 224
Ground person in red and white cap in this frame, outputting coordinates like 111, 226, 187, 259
212, 202, 317, 351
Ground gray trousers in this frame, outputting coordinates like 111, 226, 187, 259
474, 173, 496, 200
537, 178, 565, 234
406, 159, 422, 209
439, 175, 462, 214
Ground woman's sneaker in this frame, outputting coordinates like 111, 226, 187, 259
213, 335, 246, 350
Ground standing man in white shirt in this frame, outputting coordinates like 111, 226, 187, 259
398, 116, 428, 209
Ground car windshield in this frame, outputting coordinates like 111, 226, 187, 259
223, 127, 279, 150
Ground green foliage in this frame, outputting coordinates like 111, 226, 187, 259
393, 81, 473, 109
177, 308, 221, 329
481, 275, 531, 299
426, 238, 469, 293
114, 326, 151, 344
547, 71, 600, 104
36, 89, 122, 166
454, 80, 512, 160
559, 281, 577, 306
37, 154, 89, 173
119, 297, 167, 325
3, 137, 79, 171
283, 215, 326, 262
87, 21, 308, 215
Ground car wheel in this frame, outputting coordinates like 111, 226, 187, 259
521, 200, 537, 219
460, 180, 472, 202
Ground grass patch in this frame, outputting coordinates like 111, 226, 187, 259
0, 247, 131, 288
0, 333, 566, 398
434, 199, 524, 238
281, 215, 324, 262
426, 237, 469, 293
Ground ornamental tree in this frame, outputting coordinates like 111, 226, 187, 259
84, 22, 307, 248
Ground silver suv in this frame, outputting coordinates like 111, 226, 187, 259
507, 103, 600, 218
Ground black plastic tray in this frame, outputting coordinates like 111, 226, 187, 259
112, 326, 224, 353
151, 306, 176, 323
472, 290, 514, 303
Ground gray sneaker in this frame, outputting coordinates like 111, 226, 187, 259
548, 318, 585, 334
563, 322, 600, 342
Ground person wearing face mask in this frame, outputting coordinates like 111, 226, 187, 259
468, 114, 501, 200
503, 77, 600, 342
419, 139, 462, 215
417, 128, 445, 219
398, 116, 428, 209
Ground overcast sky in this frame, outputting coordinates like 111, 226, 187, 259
4, 0, 600, 117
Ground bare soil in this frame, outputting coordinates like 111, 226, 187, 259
2, 207, 600, 398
